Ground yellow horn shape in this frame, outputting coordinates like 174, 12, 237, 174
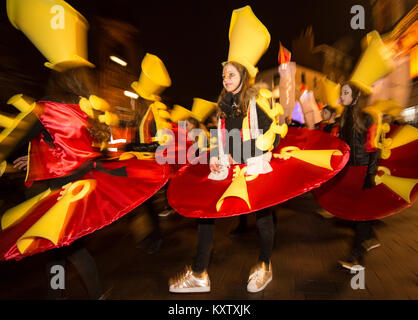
16, 180, 94, 254
0, 114, 15, 128
1, 188, 52, 230
7, 94, 35, 114
89, 95, 111, 112
119, 152, 155, 160
381, 125, 418, 159
98, 111, 119, 126
375, 166, 417, 203
274, 146, 343, 171
386, 125, 418, 150
79, 97, 94, 118
216, 166, 251, 212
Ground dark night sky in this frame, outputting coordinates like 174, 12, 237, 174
2, 0, 373, 106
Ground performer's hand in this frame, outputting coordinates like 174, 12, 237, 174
13, 155, 28, 171
209, 156, 221, 174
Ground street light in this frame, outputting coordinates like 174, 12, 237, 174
124, 91, 139, 99
110, 56, 127, 67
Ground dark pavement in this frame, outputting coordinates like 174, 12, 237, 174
0, 192, 417, 300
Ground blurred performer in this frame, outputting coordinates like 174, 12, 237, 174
313, 31, 418, 270
124, 53, 174, 254
167, 6, 349, 293
1, 1, 170, 297
315, 105, 339, 137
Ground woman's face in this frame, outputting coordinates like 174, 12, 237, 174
186, 120, 196, 132
340, 84, 353, 106
222, 63, 242, 93
321, 108, 332, 121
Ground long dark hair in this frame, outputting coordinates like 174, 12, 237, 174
44, 67, 110, 144
217, 61, 251, 118
339, 83, 368, 134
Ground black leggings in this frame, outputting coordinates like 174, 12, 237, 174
192, 209, 275, 273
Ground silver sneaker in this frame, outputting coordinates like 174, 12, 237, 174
169, 266, 210, 293
247, 261, 273, 293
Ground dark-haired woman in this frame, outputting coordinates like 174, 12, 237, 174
169, 61, 280, 293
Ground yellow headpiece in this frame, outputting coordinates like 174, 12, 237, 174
223, 6, 271, 78
171, 98, 217, 122
349, 31, 394, 95
171, 98, 217, 123
7, 0, 94, 71
131, 53, 172, 102
321, 78, 344, 117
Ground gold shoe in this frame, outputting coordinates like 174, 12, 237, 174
169, 266, 210, 293
247, 261, 272, 293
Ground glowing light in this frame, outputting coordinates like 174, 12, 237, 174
124, 91, 139, 99
110, 56, 127, 67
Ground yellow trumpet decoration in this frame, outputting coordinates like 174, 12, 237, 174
7, 94, 36, 114
380, 125, 418, 159
256, 122, 288, 151
16, 179, 95, 254
0, 94, 37, 144
119, 152, 155, 161
216, 166, 256, 212
273, 146, 343, 171
375, 166, 417, 203
2, 188, 53, 230
79, 97, 95, 118
98, 111, 119, 126
252, 89, 288, 151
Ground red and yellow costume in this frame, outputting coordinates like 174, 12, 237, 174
0, 99, 170, 261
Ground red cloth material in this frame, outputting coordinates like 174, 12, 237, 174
168, 127, 350, 218
313, 125, 418, 221
1, 101, 171, 261
1, 158, 170, 261
26, 101, 101, 185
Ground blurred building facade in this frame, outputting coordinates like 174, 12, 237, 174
90, 17, 144, 122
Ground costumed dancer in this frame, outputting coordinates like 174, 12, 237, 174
121, 53, 175, 253
170, 98, 218, 159
313, 31, 418, 269
0, 0, 170, 269
167, 6, 350, 293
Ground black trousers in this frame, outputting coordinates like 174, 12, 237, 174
192, 209, 275, 273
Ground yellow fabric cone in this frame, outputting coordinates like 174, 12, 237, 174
225, 5, 270, 78
0, 114, 15, 129
170, 105, 193, 123
216, 166, 251, 211
7, 94, 36, 114
368, 100, 403, 117
191, 98, 217, 123
16, 180, 94, 254
7, 0, 94, 71
131, 53, 171, 101
385, 125, 418, 150
119, 152, 154, 161
274, 146, 343, 171
89, 95, 111, 112
98, 111, 119, 126
79, 97, 94, 118
375, 167, 417, 203
321, 78, 344, 116
1, 188, 52, 230
349, 31, 394, 94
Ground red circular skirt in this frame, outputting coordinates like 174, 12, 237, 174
313, 125, 418, 221
0, 158, 170, 261
168, 127, 350, 218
